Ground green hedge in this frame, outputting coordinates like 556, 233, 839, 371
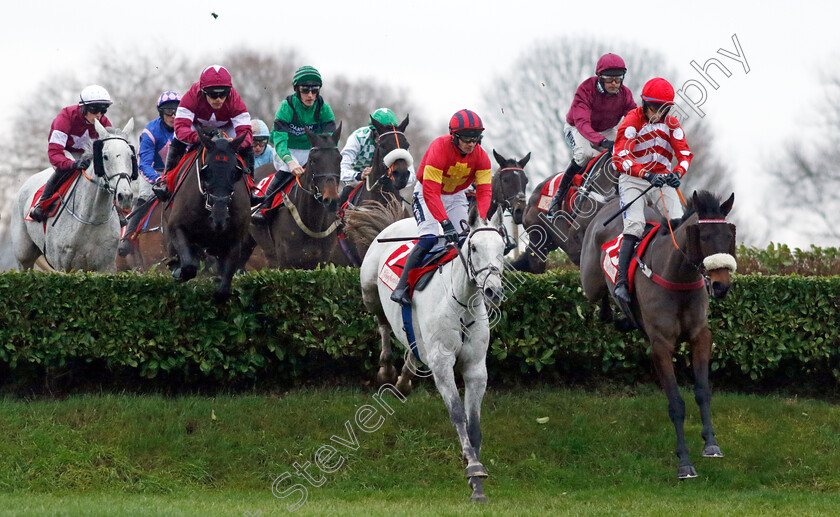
0, 268, 838, 390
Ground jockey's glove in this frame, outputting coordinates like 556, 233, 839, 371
599, 139, 614, 152
643, 172, 667, 188
664, 172, 681, 188
441, 219, 459, 243
74, 158, 91, 171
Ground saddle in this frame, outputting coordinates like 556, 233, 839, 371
25, 170, 82, 222
537, 151, 608, 213
379, 242, 458, 296
254, 173, 295, 216
601, 222, 661, 293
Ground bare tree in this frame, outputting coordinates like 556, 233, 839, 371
767, 72, 840, 241
480, 36, 732, 196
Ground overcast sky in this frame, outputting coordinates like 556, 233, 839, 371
3, 0, 836, 246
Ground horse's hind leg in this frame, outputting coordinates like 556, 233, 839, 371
691, 326, 723, 458
375, 315, 398, 386
650, 336, 697, 479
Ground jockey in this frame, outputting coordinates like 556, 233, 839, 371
549, 53, 637, 216
612, 77, 693, 303
152, 65, 253, 202
251, 119, 277, 169
252, 65, 336, 224
390, 109, 492, 306
340, 107, 415, 187
117, 90, 180, 256
29, 85, 113, 222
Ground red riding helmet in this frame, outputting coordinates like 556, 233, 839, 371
199, 65, 233, 90
641, 78, 676, 105
596, 53, 627, 76
449, 109, 484, 134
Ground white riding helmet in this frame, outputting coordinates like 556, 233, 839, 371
79, 85, 113, 106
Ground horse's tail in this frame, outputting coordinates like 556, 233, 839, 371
343, 195, 410, 258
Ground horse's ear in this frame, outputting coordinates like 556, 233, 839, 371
198, 130, 214, 149
370, 116, 384, 134
518, 152, 531, 168
94, 118, 109, 139
468, 204, 480, 227
331, 121, 342, 144
122, 117, 134, 138
397, 114, 409, 132
490, 204, 503, 228
230, 132, 247, 151
492, 149, 505, 166
692, 191, 699, 211
721, 192, 735, 217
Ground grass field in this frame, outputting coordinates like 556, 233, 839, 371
0, 385, 838, 516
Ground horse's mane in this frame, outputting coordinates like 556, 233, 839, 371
344, 196, 407, 257
654, 190, 725, 236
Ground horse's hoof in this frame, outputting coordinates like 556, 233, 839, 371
465, 464, 488, 478
470, 492, 489, 503
395, 376, 413, 395
677, 465, 698, 479
703, 445, 724, 458
377, 366, 398, 386
181, 264, 198, 281
171, 267, 183, 281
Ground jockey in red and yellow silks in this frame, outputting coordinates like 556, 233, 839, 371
390, 109, 492, 306
611, 77, 694, 304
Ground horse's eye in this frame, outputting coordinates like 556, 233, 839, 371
471, 244, 477, 252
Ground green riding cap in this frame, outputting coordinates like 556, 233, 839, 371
369, 107, 398, 129
293, 65, 322, 87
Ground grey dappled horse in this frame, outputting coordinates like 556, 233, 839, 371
360, 209, 506, 502
11, 119, 136, 272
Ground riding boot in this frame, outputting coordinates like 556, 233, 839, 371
390, 236, 436, 306
29, 167, 75, 222
614, 234, 640, 303
153, 139, 187, 202
252, 170, 294, 225
548, 159, 584, 216
117, 196, 156, 257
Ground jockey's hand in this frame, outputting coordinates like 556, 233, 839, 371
289, 160, 305, 177
441, 219, 459, 244
361, 167, 372, 179
643, 172, 667, 188
664, 172, 681, 188
74, 158, 91, 171
599, 139, 614, 152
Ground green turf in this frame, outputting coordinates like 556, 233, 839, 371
0, 386, 838, 515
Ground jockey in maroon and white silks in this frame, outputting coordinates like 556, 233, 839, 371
29, 85, 114, 223
611, 77, 694, 304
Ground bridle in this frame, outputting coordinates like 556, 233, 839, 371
293, 146, 340, 205
366, 129, 410, 191
195, 147, 243, 212
494, 166, 528, 212
455, 226, 505, 288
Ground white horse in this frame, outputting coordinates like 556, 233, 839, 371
11, 119, 136, 272
360, 209, 506, 502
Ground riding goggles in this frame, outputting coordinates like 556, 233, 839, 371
203, 87, 231, 99
85, 104, 109, 115
299, 86, 320, 95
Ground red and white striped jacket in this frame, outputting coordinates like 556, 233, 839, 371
612, 107, 693, 178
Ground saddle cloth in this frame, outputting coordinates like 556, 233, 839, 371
25, 170, 83, 222
120, 200, 160, 240
164, 150, 198, 193
537, 152, 607, 213
601, 222, 661, 291
255, 173, 295, 215
379, 241, 458, 295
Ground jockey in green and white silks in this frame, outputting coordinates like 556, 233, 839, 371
340, 107, 416, 187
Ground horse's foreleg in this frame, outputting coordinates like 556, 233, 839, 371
428, 353, 488, 492
691, 326, 723, 458
462, 358, 489, 502
213, 241, 242, 303
651, 340, 696, 479
170, 227, 198, 281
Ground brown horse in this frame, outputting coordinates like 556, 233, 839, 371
338, 115, 413, 265
250, 125, 345, 269
579, 190, 736, 479
162, 131, 251, 302
116, 200, 166, 272
512, 151, 617, 272
486, 150, 530, 225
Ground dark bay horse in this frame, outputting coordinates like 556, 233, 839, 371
512, 151, 617, 272
162, 131, 251, 302
250, 126, 344, 269
579, 190, 737, 479
339, 115, 413, 265
486, 150, 530, 225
